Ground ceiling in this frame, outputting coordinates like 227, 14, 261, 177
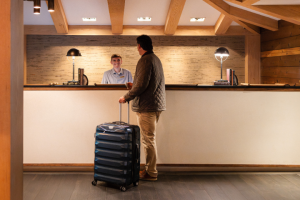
23, 0, 300, 35
23, 0, 276, 26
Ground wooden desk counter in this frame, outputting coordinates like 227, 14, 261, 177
24, 84, 300, 91
24, 88, 300, 167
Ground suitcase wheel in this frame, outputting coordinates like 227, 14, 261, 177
92, 180, 97, 186
133, 181, 139, 186
120, 186, 127, 192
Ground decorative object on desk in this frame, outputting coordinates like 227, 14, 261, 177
214, 47, 229, 82
214, 81, 230, 85
66, 48, 82, 84
78, 68, 89, 85
226, 69, 238, 86
63, 82, 79, 85
48, 0, 55, 12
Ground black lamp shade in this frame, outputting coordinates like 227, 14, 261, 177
34, 8, 40, 15
214, 47, 229, 56
34, 0, 41, 8
66, 48, 82, 57
48, 0, 54, 12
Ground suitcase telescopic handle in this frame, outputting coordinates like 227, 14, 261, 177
119, 102, 130, 124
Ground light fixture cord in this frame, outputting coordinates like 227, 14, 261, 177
220, 56, 223, 80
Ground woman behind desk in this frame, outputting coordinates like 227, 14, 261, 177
101, 54, 133, 84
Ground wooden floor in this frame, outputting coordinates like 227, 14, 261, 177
24, 172, 300, 200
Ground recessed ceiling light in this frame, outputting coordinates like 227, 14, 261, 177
82, 18, 96, 22
137, 17, 151, 22
190, 18, 205, 22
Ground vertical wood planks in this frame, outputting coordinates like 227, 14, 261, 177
245, 35, 261, 83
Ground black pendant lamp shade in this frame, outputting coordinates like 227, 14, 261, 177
48, 0, 55, 12
34, 8, 40, 15
66, 48, 82, 57
214, 47, 229, 57
34, 0, 41, 8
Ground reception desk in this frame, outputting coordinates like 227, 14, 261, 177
24, 85, 300, 171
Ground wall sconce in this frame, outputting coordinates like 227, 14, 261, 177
214, 47, 229, 82
66, 48, 82, 84
48, 0, 55, 12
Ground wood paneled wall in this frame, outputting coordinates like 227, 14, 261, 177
261, 21, 300, 84
26, 35, 245, 85
245, 35, 261, 84
0, 0, 24, 200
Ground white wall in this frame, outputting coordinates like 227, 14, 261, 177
24, 90, 300, 164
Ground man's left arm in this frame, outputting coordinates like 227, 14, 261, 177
119, 60, 152, 103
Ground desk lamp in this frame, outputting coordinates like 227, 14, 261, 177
66, 48, 82, 84
214, 47, 229, 82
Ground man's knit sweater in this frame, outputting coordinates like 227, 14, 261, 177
124, 52, 166, 112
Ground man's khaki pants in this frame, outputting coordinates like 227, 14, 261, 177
136, 111, 161, 178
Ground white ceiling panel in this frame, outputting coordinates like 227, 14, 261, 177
179, 0, 222, 26
24, 1, 54, 25
123, 0, 171, 25
254, 0, 300, 5
61, 0, 111, 25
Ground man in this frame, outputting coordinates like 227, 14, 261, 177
119, 35, 166, 181
101, 54, 133, 84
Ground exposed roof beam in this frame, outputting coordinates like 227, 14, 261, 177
242, 21, 261, 33
164, 0, 186, 35
230, 6, 278, 31
225, 0, 300, 25
47, 0, 68, 34
215, 14, 233, 35
241, 0, 260, 5
107, 0, 125, 34
232, 17, 260, 34
204, 0, 277, 31
24, 25, 255, 36
203, 0, 260, 34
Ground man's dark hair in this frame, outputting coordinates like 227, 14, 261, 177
111, 54, 122, 61
136, 35, 153, 51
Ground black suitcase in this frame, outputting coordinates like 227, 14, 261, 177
91, 103, 140, 192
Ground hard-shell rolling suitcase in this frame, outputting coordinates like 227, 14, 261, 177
91, 103, 140, 192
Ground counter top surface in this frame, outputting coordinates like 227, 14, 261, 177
23, 84, 300, 91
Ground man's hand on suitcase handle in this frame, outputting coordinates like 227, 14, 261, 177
119, 96, 126, 103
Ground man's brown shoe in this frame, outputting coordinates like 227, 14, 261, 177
139, 171, 157, 181
139, 169, 146, 177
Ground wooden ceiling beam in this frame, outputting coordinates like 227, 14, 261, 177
242, 0, 260, 5
24, 25, 255, 36
215, 14, 233, 35
261, 47, 300, 58
203, 0, 260, 34
230, 6, 278, 31
107, 0, 125, 34
46, 0, 68, 34
225, 0, 300, 25
164, 0, 186, 35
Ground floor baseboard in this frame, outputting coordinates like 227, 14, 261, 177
23, 164, 300, 172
